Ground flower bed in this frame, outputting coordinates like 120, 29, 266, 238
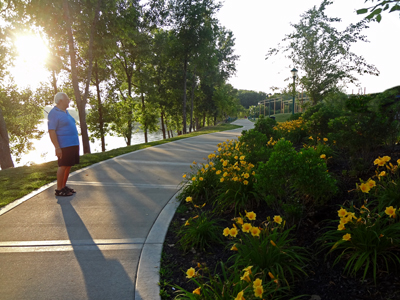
160, 95, 400, 300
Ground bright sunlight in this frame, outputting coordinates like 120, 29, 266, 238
11, 34, 50, 88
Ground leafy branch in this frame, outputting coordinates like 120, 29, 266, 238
357, 0, 400, 22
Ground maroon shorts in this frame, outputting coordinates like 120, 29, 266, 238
58, 146, 80, 167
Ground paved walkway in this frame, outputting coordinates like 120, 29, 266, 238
0, 119, 254, 300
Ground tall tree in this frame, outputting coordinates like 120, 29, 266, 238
86, 60, 113, 152
266, 0, 379, 105
0, 84, 50, 169
168, 0, 221, 134
62, 0, 102, 154
24, 0, 104, 154
111, 1, 146, 145
237, 90, 267, 109
0, 17, 15, 169
85, 0, 121, 151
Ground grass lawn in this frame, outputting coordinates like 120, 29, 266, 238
248, 113, 292, 123
271, 113, 292, 122
0, 123, 241, 208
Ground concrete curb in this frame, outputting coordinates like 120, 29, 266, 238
134, 191, 181, 300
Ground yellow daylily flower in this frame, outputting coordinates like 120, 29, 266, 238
192, 287, 201, 295
186, 267, 196, 278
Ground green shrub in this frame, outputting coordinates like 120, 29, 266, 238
288, 112, 302, 121
239, 129, 273, 164
255, 139, 337, 223
328, 94, 400, 166
323, 89, 349, 111
255, 139, 297, 203
254, 115, 277, 137
177, 212, 224, 252
293, 146, 338, 205
302, 102, 343, 138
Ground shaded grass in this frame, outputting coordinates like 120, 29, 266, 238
250, 113, 292, 123
272, 113, 292, 122
0, 123, 241, 208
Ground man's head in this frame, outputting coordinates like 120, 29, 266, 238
54, 92, 70, 110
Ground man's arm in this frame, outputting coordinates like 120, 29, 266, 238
49, 130, 62, 159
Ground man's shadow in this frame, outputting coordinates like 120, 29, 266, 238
57, 197, 136, 300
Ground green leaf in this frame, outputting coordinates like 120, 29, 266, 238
376, 14, 382, 22
372, 8, 383, 15
389, 5, 400, 12
356, 8, 369, 15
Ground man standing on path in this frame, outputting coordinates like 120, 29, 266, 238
48, 92, 79, 197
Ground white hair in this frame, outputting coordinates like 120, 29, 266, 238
54, 92, 68, 104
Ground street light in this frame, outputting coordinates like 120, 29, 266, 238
291, 68, 298, 115
268, 93, 272, 117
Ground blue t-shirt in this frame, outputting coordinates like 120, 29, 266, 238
48, 107, 79, 148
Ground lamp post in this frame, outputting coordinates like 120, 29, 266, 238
291, 68, 298, 115
268, 93, 272, 117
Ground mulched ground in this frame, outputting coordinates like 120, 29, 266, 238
160, 149, 400, 300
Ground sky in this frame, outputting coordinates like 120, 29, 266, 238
9, 0, 400, 95
216, 0, 400, 94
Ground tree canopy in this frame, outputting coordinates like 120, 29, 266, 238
237, 90, 267, 109
266, 0, 379, 105
0, 0, 242, 169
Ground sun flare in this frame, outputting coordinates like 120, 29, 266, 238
12, 34, 50, 88
15, 35, 49, 63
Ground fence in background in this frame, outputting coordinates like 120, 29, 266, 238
257, 94, 311, 116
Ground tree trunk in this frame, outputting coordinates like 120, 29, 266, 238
202, 112, 206, 127
51, 70, 58, 94
182, 55, 188, 134
0, 108, 14, 169
141, 91, 148, 143
161, 110, 166, 139
126, 79, 133, 146
94, 61, 105, 152
63, 0, 101, 154
189, 66, 196, 133
81, 0, 102, 149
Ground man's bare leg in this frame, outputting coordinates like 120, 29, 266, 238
62, 166, 72, 188
57, 166, 68, 190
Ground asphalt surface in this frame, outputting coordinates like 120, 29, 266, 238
0, 119, 254, 300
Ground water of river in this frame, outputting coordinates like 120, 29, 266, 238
14, 119, 165, 167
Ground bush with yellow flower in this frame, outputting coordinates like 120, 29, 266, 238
179, 138, 259, 214
175, 261, 290, 300
177, 196, 224, 252
356, 156, 400, 212
224, 212, 309, 288
321, 201, 400, 284
273, 117, 307, 144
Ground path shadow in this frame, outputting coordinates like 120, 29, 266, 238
57, 197, 136, 300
